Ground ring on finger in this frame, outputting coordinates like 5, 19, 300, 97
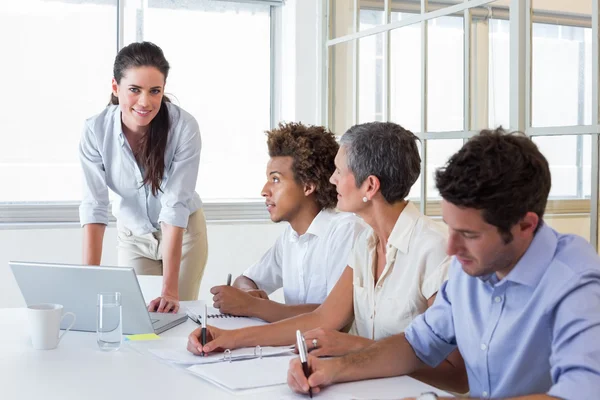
312, 338, 318, 349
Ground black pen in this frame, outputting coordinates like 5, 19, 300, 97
201, 304, 207, 356
226, 273, 232, 286
296, 330, 313, 398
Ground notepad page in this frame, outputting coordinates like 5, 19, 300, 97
148, 345, 294, 365
187, 355, 295, 390
186, 305, 267, 330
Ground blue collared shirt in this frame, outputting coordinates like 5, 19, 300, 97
405, 223, 600, 400
79, 103, 202, 235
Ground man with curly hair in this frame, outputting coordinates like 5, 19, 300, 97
286, 128, 600, 400
208, 122, 364, 322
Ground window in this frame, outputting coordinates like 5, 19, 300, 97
0, 0, 278, 208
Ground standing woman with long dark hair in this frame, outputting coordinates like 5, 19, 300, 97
79, 42, 208, 313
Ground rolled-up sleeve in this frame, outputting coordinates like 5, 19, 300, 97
243, 235, 284, 294
79, 122, 109, 226
547, 271, 600, 400
158, 118, 201, 228
404, 279, 458, 367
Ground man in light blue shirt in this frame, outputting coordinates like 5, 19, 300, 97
287, 128, 600, 400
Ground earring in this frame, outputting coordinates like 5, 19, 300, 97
362, 196, 368, 203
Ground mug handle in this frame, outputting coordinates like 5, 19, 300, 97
58, 312, 77, 343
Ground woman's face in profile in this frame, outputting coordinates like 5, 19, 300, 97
330, 147, 363, 213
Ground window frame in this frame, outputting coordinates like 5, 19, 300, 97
0, 0, 287, 226
325, 0, 600, 250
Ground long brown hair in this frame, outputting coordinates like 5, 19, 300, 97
109, 41, 170, 196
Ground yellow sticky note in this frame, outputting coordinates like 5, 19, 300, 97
124, 333, 161, 341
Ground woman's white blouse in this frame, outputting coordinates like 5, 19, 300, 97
350, 202, 451, 340
79, 103, 202, 235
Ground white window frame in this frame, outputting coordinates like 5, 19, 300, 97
0, 0, 288, 227
324, 0, 600, 250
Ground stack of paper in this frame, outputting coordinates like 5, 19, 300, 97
186, 354, 296, 391
149, 345, 294, 365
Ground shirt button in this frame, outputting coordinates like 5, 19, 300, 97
494, 296, 502, 303
482, 391, 488, 397
480, 343, 487, 351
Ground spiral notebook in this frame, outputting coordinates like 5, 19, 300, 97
185, 305, 267, 330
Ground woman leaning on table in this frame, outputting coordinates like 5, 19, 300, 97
79, 42, 208, 314
187, 121, 468, 394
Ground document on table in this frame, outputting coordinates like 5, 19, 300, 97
185, 304, 268, 330
149, 344, 294, 365
187, 354, 296, 391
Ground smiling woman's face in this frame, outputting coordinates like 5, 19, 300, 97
112, 66, 165, 134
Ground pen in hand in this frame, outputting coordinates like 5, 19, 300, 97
201, 304, 207, 356
296, 330, 313, 398
226, 273, 232, 286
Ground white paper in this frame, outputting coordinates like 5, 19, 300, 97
186, 305, 268, 330
187, 355, 296, 390
149, 345, 294, 365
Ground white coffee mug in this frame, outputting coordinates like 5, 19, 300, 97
27, 304, 76, 350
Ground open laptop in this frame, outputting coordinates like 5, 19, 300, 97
9, 261, 187, 334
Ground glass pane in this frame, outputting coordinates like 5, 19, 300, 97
425, 139, 464, 200
330, 40, 357, 136
358, 33, 385, 123
531, 22, 592, 127
407, 140, 422, 201
533, 135, 588, 199
359, 0, 385, 31
0, 0, 117, 202
129, 0, 271, 200
329, 0, 355, 39
390, 22, 421, 133
488, 18, 510, 129
427, 17, 464, 132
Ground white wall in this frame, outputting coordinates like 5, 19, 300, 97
0, 222, 287, 308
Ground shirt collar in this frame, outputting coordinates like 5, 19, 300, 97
500, 222, 557, 288
366, 201, 421, 254
112, 106, 126, 146
289, 209, 335, 242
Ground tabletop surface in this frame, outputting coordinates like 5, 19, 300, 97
0, 301, 449, 400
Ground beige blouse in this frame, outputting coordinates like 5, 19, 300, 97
350, 202, 451, 340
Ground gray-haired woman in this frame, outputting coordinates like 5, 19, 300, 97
187, 121, 467, 393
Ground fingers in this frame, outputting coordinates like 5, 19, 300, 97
157, 298, 167, 313
210, 285, 224, 295
287, 358, 311, 394
147, 297, 160, 312
187, 328, 202, 355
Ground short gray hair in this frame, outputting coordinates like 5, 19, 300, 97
340, 122, 421, 204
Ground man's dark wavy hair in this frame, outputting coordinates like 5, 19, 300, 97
435, 127, 551, 243
266, 122, 339, 210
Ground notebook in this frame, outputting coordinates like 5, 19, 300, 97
186, 354, 296, 391
185, 305, 267, 330
148, 344, 295, 365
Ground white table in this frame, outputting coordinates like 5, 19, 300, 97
0, 302, 449, 400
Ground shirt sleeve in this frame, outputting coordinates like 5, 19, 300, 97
547, 270, 600, 400
158, 116, 201, 228
79, 122, 110, 226
242, 233, 285, 294
326, 218, 365, 294
420, 237, 452, 300
404, 263, 459, 367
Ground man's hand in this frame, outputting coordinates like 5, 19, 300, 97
245, 289, 269, 300
148, 293, 179, 313
210, 285, 260, 316
300, 327, 372, 357
186, 325, 239, 355
287, 354, 343, 395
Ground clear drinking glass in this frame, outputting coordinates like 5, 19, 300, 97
97, 292, 122, 351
